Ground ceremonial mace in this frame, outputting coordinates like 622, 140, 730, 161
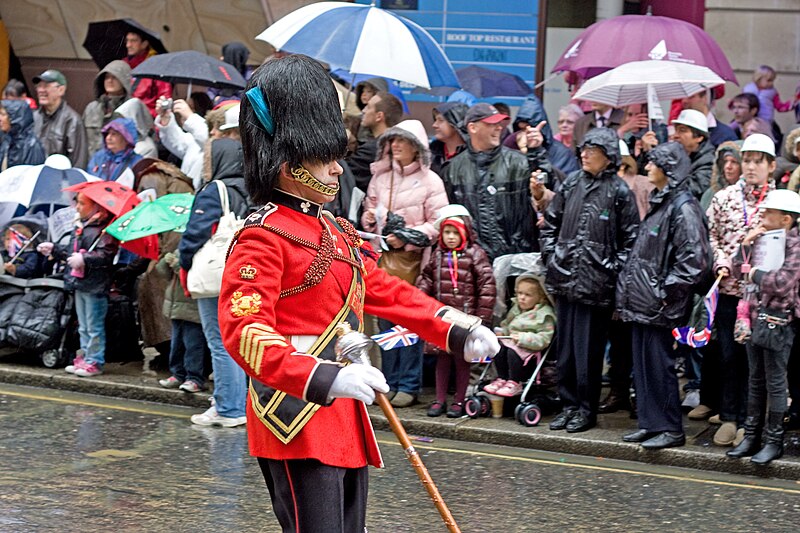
335, 323, 461, 533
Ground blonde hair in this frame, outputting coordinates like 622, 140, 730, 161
753, 65, 776, 85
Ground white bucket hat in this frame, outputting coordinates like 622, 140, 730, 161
672, 109, 708, 134
434, 204, 472, 229
741, 133, 776, 157
759, 189, 800, 214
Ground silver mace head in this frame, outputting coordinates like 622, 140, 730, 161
334, 323, 374, 367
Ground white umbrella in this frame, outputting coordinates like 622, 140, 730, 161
255, 2, 458, 89
573, 60, 724, 108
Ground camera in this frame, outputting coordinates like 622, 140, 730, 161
536, 171, 547, 184
160, 98, 173, 112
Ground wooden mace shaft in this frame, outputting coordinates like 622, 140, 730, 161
376, 392, 461, 533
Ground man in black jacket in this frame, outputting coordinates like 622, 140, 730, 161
616, 142, 711, 449
540, 128, 640, 433
442, 103, 538, 261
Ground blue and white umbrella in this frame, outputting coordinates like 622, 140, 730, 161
256, 1, 458, 89
0, 164, 98, 207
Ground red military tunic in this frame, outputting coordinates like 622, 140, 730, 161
219, 190, 469, 469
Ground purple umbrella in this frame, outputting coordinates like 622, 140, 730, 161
552, 15, 737, 84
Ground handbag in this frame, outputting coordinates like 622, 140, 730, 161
378, 249, 422, 284
187, 181, 244, 298
750, 307, 793, 351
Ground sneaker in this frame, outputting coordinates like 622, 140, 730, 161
688, 404, 713, 420
681, 390, 700, 410
427, 402, 446, 417
179, 381, 203, 393
190, 406, 247, 428
483, 378, 507, 395
159, 376, 182, 389
65, 353, 85, 374
74, 362, 103, 377
713, 422, 738, 446
446, 403, 465, 418
495, 380, 523, 397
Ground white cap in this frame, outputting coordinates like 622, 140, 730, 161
760, 189, 800, 214
741, 133, 776, 157
618, 139, 630, 157
672, 109, 708, 134
219, 104, 240, 131
434, 204, 472, 229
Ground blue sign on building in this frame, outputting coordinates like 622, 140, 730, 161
357, 0, 540, 103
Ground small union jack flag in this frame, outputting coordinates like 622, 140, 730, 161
672, 278, 720, 348
371, 325, 420, 350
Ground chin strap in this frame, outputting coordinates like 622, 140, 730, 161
291, 165, 340, 196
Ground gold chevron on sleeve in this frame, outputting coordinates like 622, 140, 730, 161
239, 324, 289, 375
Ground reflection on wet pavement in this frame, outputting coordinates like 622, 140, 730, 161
1, 385, 799, 532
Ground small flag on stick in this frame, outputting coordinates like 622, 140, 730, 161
371, 325, 419, 350
672, 274, 723, 348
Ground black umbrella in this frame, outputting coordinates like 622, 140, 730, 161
130, 51, 246, 91
83, 18, 167, 69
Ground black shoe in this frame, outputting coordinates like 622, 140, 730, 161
446, 403, 464, 418
598, 390, 631, 414
640, 432, 686, 450
427, 402, 446, 417
751, 443, 783, 465
566, 412, 596, 433
549, 410, 576, 430
622, 429, 657, 443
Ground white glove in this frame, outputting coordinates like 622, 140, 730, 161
328, 364, 389, 405
464, 325, 501, 363
37, 242, 54, 256
66, 252, 85, 270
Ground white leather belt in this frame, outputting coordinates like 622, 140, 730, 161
289, 335, 320, 353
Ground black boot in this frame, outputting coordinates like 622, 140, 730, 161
598, 387, 631, 414
751, 411, 785, 465
727, 415, 762, 458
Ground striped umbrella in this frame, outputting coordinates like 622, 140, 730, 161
573, 60, 724, 108
256, 2, 458, 89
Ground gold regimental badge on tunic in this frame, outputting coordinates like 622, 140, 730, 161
231, 290, 262, 317
239, 264, 257, 280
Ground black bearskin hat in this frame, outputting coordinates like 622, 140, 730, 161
240, 54, 347, 204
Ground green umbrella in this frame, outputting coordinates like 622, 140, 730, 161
106, 193, 194, 241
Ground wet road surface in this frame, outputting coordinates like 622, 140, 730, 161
1, 384, 799, 532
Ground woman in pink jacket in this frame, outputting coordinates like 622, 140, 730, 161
362, 118, 449, 407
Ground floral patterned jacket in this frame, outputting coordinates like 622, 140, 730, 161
498, 301, 556, 352
706, 179, 775, 297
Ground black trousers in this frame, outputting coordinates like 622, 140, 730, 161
258, 458, 368, 533
631, 323, 683, 433
494, 345, 535, 383
702, 294, 748, 424
606, 319, 633, 394
556, 298, 612, 418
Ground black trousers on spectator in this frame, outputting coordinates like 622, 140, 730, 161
704, 294, 748, 424
556, 298, 612, 418
257, 458, 368, 533
788, 332, 800, 418
631, 323, 683, 433
607, 319, 633, 394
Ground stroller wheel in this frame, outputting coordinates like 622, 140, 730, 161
515, 403, 526, 423
519, 404, 542, 427
464, 397, 482, 419
41, 349, 65, 369
478, 396, 492, 417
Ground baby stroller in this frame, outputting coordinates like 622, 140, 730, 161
463, 252, 561, 426
0, 213, 77, 368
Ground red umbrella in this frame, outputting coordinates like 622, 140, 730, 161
63, 181, 139, 217
552, 14, 737, 84
63, 181, 158, 259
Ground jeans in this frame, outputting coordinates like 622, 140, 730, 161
197, 297, 246, 418
378, 318, 422, 394
715, 294, 748, 424
75, 290, 108, 367
169, 319, 207, 387
746, 324, 794, 416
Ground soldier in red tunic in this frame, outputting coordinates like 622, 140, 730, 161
219, 54, 500, 532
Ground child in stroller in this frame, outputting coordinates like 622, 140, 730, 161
2, 216, 47, 278
484, 274, 556, 396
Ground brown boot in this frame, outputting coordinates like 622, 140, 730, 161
598, 388, 631, 414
